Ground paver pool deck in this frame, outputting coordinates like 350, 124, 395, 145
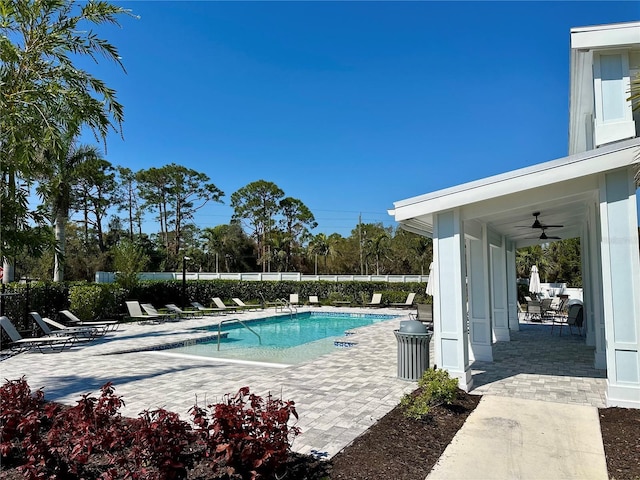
0, 308, 608, 461
0, 307, 417, 457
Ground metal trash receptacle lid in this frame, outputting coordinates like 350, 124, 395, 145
399, 320, 428, 333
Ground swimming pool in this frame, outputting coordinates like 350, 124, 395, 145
164, 312, 398, 366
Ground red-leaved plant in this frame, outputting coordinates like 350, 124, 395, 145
190, 386, 301, 479
0, 379, 301, 480
120, 408, 194, 480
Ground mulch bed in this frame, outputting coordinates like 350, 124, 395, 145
327, 390, 480, 480
598, 407, 640, 480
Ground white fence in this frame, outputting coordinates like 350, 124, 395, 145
95, 271, 429, 284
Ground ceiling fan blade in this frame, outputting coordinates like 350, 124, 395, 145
517, 212, 564, 229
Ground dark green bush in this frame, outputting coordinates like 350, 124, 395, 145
401, 368, 459, 419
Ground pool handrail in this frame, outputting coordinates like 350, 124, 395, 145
217, 318, 262, 351
275, 298, 298, 316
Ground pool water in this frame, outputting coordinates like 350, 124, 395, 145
166, 312, 397, 365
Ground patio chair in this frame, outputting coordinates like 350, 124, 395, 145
526, 300, 542, 322
409, 303, 433, 329
40, 315, 107, 340
388, 292, 416, 309
0, 316, 75, 353
141, 303, 179, 322
125, 301, 163, 324
30, 312, 99, 341
165, 304, 202, 318
212, 297, 241, 312
232, 298, 262, 311
191, 301, 226, 315
289, 293, 300, 306
308, 295, 321, 307
364, 293, 383, 307
59, 310, 120, 332
540, 298, 553, 321
552, 304, 583, 336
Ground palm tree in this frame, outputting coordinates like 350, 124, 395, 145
37, 135, 103, 281
0, 0, 134, 271
365, 232, 391, 275
309, 233, 330, 274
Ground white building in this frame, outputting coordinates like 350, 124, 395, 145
389, 22, 640, 408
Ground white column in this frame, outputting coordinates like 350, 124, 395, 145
466, 222, 492, 362
588, 203, 606, 368
489, 233, 510, 342
599, 168, 640, 407
433, 209, 473, 391
506, 239, 519, 331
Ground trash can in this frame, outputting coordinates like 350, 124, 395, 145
394, 320, 432, 381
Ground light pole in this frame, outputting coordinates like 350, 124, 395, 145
182, 256, 191, 308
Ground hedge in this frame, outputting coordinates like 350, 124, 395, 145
0, 280, 430, 333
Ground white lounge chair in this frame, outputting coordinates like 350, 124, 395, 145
308, 295, 321, 307
59, 310, 119, 332
289, 293, 300, 306
165, 304, 202, 318
125, 301, 163, 323
191, 301, 226, 315
30, 312, 99, 341
212, 297, 240, 312
232, 298, 262, 311
0, 316, 75, 353
388, 292, 416, 309
141, 303, 179, 321
364, 293, 383, 307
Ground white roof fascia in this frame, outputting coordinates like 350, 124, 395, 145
571, 22, 640, 50
392, 138, 640, 222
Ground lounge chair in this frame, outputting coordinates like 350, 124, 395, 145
364, 293, 383, 307
232, 298, 262, 311
191, 301, 226, 315
289, 294, 300, 306
59, 310, 119, 332
308, 295, 321, 307
141, 303, 179, 321
125, 301, 163, 323
212, 297, 240, 312
409, 304, 433, 329
389, 292, 416, 309
259, 294, 281, 310
165, 304, 202, 318
30, 312, 99, 341
0, 316, 75, 353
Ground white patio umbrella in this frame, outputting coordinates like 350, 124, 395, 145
529, 265, 541, 297
425, 262, 435, 296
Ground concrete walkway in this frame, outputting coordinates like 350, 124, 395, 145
427, 395, 608, 480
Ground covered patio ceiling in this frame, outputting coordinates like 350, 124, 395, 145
390, 138, 640, 249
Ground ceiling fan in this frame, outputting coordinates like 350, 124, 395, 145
528, 227, 561, 241
518, 212, 564, 229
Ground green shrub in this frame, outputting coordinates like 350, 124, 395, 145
68, 284, 127, 321
401, 368, 459, 419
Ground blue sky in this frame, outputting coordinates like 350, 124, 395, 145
78, 1, 640, 237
